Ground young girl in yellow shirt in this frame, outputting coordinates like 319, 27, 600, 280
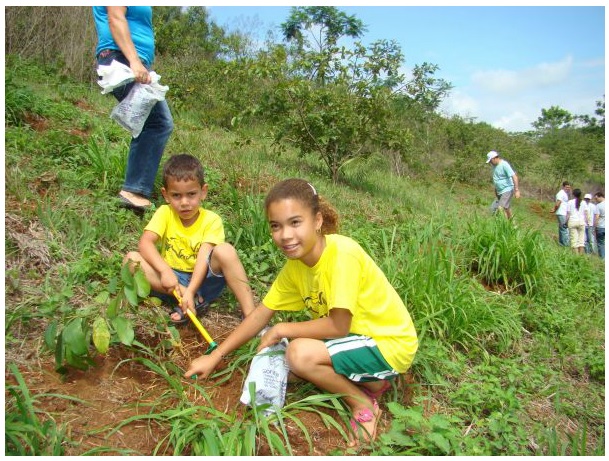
185, 178, 418, 445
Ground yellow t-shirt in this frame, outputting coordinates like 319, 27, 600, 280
263, 234, 418, 373
144, 204, 225, 272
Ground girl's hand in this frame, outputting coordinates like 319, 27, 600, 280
258, 324, 285, 352
184, 352, 222, 379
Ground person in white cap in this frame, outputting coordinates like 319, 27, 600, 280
583, 193, 596, 254
485, 150, 520, 219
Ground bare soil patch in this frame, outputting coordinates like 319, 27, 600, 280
6, 307, 415, 455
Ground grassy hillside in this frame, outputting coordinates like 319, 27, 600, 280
5, 57, 605, 455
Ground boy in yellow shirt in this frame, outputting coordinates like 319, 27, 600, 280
124, 153, 255, 323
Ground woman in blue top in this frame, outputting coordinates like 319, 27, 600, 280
93, 6, 174, 212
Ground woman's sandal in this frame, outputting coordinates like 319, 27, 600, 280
348, 397, 382, 446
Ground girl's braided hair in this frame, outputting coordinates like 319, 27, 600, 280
264, 178, 339, 235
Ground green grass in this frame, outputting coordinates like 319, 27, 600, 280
4, 57, 605, 456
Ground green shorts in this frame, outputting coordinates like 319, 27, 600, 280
324, 334, 399, 383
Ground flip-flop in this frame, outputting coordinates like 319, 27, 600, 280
348, 397, 382, 446
194, 298, 209, 317
361, 380, 393, 401
169, 305, 188, 325
169, 298, 209, 325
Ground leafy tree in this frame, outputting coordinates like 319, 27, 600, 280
532, 105, 573, 132
153, 6, 226, 59
258, 7, 414, 182
405, 62, 453, 113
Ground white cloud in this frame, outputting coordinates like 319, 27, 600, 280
440, 90, 479, 120
491, 111, 534, 132
472, 55, 573, 94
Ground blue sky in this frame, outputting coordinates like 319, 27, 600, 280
206, 3, 605, 133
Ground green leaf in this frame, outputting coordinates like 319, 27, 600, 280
44, 320, 58, 350
133, 269, 151, 299
107, 296, 119, 318
62, 318, 88, 356
54, 334, 65, 372
123, 284, 138, 307
428, 432, 451, 454
94, 291, 110, 304
65, 348, 94, 370
121, 261, 134, 287
112, 316, 134, 346
92, 316, 111, 354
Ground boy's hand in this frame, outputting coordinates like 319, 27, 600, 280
179, 288, 197, 314
160, 269, 179, 294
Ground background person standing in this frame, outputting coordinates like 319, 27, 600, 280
593, 192, 605, 260
565, 189, 586, 255
551, 181, 571, 247
583, 193, 597, 254
93, 6, 174, 212
485, 150, 520, 220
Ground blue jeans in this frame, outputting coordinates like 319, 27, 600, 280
97, 50, 174, 198
151, 266, 226, 307
557, 215, 569, 247
596, 227, 605, 259
585, 226, 596, 254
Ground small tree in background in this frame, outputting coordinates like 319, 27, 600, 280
258, 6, 421, 182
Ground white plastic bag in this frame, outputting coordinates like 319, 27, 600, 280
97, 59, 169, 138
110, 77, 168, 138
240, 338, 290, 416
96, 60, 135, 94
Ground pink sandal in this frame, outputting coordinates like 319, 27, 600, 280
349, 398, 381, 445
361, 380, 392, 401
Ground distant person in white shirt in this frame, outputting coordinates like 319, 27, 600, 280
593, 192, 605, 260
551, 181, 571, 247
583, 193, 596, 254
565, 188, 587, 254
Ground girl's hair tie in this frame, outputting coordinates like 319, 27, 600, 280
308, 182, 317, 196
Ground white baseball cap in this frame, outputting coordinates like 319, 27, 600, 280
486, 151, 499, 163
584, 193, 592, 200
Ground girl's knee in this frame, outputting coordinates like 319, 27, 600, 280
285, 339, 322, 373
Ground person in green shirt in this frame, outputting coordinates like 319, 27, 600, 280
486, 150, 521, 219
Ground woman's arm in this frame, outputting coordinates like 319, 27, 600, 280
106, 6, 150, 83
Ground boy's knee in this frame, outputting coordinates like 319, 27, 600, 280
123, 251, 141, 266
211, 242, 238, 265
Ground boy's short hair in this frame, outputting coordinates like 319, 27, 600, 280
595, 192, 604, 198
162, 154, 205, 187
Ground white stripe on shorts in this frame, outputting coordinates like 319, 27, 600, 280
325, 335, 376, 356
